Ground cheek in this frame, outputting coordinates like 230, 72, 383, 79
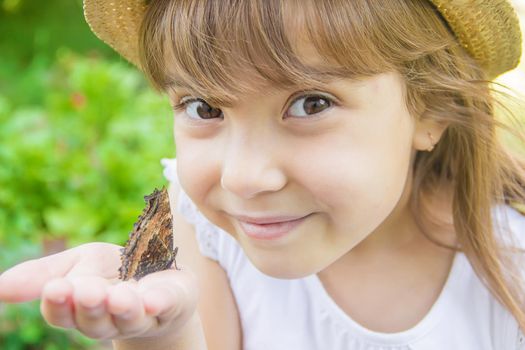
175, 134, 220, 207
293, 117, 413, 230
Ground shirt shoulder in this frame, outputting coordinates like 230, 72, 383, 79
493, 204, 525, 250
491, 205, 525, 349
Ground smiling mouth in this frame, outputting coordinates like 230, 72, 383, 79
234, 214, 312, 241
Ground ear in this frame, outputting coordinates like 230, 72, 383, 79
412, 114, 449, 152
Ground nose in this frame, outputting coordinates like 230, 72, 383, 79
220, 135, 287, 199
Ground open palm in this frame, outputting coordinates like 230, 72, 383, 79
0, 243, 198, 340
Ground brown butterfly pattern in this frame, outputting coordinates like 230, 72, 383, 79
118, 187, 179, 281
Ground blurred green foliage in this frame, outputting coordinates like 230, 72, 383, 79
0, 301, 98, 350
0, 50, 174, 249
0, 0, 174, 348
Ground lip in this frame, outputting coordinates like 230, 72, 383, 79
232, 213, 311, 241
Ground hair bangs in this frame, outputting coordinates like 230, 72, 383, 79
138, 0, 417, 104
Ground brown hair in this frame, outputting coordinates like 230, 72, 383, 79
139, 0, 525, 331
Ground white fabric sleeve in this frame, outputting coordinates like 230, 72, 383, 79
492, 205, 525, 350
510, 206, 525, 349
517, 329, 525, 350
161, 157, 220, 261
177, 189, 220, 260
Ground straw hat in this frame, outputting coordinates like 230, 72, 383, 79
83, 0, 522, 79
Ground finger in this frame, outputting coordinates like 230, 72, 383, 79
69, 243, 123, 280
41, 278, 76, 329
107, 282, 154, 337
72, 276, 118, 339
0, 250, 77, 303
139, 269, 198, 327
142, 285, 179, 318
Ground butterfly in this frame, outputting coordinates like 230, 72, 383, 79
119, 187, 179, 281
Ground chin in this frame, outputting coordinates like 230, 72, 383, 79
249, 255, 321, 280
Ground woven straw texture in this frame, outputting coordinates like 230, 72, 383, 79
83, 0, 522, 78
430, 0, 522, 78
83, 0, 147, 66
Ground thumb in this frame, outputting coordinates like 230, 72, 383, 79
0, 248, 77, 303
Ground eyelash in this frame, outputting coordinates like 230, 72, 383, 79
172, 93, 337, 119
285, 92, 337, 119
172, 97, 202, 113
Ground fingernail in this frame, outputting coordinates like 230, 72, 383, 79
50, 296, 66, 304
119, 311, 133, 320
83, 304, 105, 317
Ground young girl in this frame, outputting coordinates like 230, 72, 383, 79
1, 0, 525, 348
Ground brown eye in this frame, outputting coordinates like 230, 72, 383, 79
287, 95, 332, 117
185, 99, 223, 120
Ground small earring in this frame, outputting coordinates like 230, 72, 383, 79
427, 131, 436, 152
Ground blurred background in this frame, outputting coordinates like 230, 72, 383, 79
0, 0, 524, 349
0, 0, 174, 348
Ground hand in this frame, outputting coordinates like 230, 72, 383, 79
0, 243, 199, 341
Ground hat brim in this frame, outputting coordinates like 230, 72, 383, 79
429, 0, 522, 78
84, 0, 147, 67
84, 0, 522, 79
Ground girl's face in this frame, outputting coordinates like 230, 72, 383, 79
172, 72, 434, 278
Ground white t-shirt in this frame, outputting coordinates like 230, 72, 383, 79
162, 158, 525, 350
